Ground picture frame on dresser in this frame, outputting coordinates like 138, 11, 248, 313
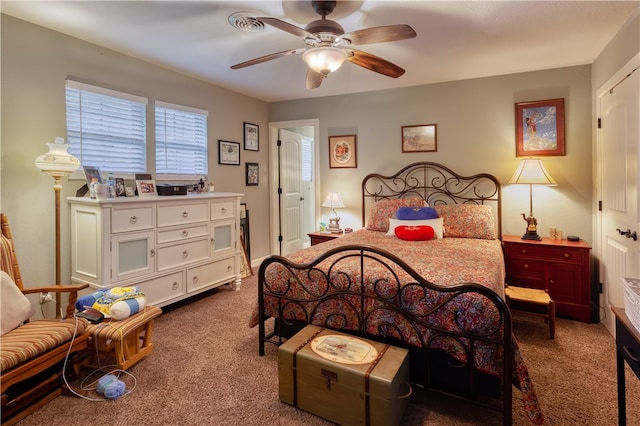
136, 180, 156, 197
515, 98, 565, 156
83, 165, 102, 185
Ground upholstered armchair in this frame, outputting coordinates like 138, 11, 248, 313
0, 213, 91, 425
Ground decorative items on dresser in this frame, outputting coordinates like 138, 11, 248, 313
68, 192, 243, 307
503, 235, 592, 323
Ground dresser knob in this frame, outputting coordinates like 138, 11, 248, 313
563, 253, 569, 258
227, 265, 232, 271
221, 207, 227, 214
182, 250, 189, 258
192, 276, 199, 284
172, 281, 179, 290
182, 211, 188, 218
182, 230, 189, 237
150, 249, 155, 257
129, 216, 138, 224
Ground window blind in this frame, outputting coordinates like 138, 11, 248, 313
66, 80, 147, 173
301, 137, 313, 182
155, 101, 208, 176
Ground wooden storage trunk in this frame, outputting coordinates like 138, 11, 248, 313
278, 325, 410, 426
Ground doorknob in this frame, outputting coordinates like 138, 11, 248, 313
616, 228, 638, 241
300, 197, 304, 201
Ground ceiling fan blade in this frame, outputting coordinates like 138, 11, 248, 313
306, 69, 324, 89
338, 25, 416, 46
346, 49, 406, 78
231, 48, 306, 69
257, 17, 317, 41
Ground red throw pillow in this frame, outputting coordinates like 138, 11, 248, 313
394, 225, 436, 241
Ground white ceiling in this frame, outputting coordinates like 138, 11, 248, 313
2, 1, 637, 102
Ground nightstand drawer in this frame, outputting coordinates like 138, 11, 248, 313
506, 258, 545, 277
504, 243, 583, 263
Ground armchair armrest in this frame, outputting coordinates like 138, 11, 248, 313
22, 283, 90, 318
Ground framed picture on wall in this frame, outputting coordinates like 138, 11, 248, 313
244, 122, 259, 151
246, 162, 259, 186
218, 140, 240, 165
515, 98, 565, 156
401, 124, 437, 153
328, 135, 357, 168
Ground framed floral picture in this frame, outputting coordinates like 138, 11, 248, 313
328, 135, 357, 168
401, 124, 437, 153
515, 98, 565, 156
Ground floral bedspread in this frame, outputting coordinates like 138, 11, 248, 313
249, 230, 542, 424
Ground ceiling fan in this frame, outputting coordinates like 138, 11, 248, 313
230, 0, 417, 89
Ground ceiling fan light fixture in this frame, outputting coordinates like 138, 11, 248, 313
302, 47, 347, 75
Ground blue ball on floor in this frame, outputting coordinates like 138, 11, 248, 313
96, 374, 126, 399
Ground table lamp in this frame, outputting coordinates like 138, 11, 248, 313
509, 158, 557, 241
322, 192, 345, 233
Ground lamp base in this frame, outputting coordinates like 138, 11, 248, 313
328, 217, 342, 233
521, 230, 542, 241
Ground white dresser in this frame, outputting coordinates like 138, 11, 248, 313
67, 192, 244, 307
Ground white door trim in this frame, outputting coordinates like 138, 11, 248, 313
268, 119, 320, 255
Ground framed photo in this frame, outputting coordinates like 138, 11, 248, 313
402, 124, 437, 153
328, 135, 357, 168
124, 179, 136, 197
244, 122, 259, 151
136, 180, 156, 197
240, 203, 247, 219
218, 140, 240, 165
115, 178, 126, 197
515, 98, 565, 156
83, 165, 102, 185
246, 162, 259, 186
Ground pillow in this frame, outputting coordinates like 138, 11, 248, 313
366, 197, 426, 232
386, 217, 443, 239
434, 204, 497, 239
396, 206, 438, 220
1, 271, 36, 336
394, 225, 436, 241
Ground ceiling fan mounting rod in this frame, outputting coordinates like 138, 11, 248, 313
312, 1, 337, 18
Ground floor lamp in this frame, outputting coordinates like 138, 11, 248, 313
35, 137, 81, 318
508, 158, 557, 241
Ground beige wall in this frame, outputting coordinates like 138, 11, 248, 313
270, 66, 593, 241
0, 15, 270, 289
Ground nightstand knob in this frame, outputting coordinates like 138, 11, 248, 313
521, 249, 527, 254
550, 279, 555, 285
524, 263, 529, 269
564, 253, 569, 258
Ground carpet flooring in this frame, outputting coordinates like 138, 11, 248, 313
17, 271, 640, 425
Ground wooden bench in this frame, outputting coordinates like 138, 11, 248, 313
505, 286, 556, 339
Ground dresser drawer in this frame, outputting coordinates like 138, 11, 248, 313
211, 200, 235, 220
112, 205, 155, 233
157, 202, 209, 227
157, 223, 209, 244
135, 271, 185, 307
156, 238, 209, 271
506, 258, 545, 277
187, 257, 236, 293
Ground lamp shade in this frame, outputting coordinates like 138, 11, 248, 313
35, 137, 80, 177
302, 47, 347, 76
508, 158, 557, 186
322, 192, 345, 209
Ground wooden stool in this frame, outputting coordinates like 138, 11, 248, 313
86, 306, 162, 370
505, 286, 556, 339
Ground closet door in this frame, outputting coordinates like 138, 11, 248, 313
598, 56, 639, 335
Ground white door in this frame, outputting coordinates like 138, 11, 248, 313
598, 56, 639, 335
280, 128, 304, 255
268, 120, 320, 256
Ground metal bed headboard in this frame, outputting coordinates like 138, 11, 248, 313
361, 162, 502, 237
